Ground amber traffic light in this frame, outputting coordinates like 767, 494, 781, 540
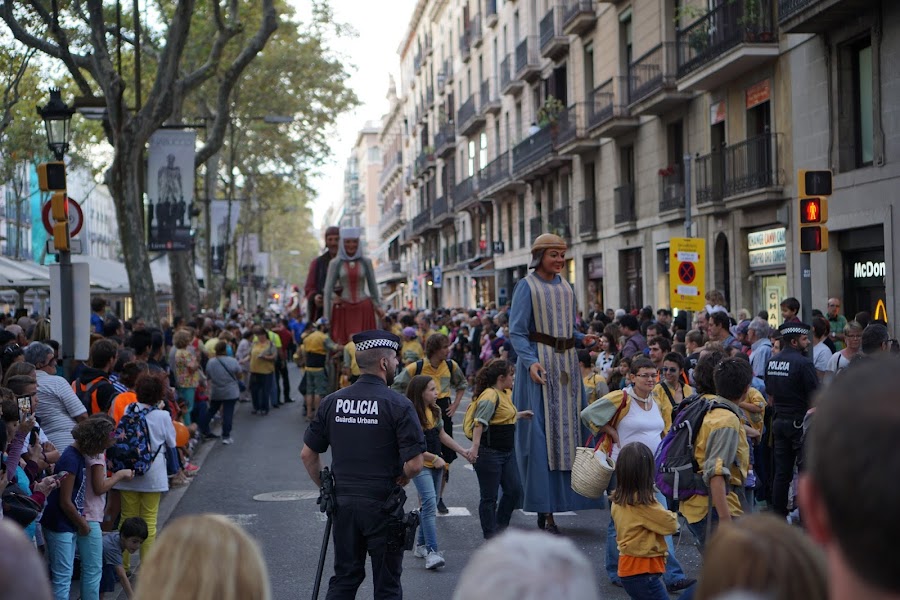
50, 192, 70, 252
798, 170, 832, 254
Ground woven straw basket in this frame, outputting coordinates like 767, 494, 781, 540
571, 446, 615, 499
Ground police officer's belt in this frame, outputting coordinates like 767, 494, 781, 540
529, 332, 575, 352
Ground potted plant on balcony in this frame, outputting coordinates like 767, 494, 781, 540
738, 0, 772, 42
537, 95, 565, 128
674, 5, 710, 55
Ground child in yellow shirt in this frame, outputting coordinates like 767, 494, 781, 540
610, 442, 678, 600
401, 327, 424, 365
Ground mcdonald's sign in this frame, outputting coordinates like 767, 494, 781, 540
874, 299, 888, 323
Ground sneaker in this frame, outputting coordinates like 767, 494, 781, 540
425, 550, 445, 570
437, 499, 449, 515
413, 544, 428, 559
221, 437, 234, 445
184, 463, 200, 473
203, 432, 220, 440
667, 578, 697, 593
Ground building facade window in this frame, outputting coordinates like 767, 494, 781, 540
839, 35, 874, 171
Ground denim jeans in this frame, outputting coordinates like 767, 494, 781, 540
76, 521, 103, 600
687, 506, 722, 552
606, 486, 688, 587
250, 373, 274, 412
44, 529, 78, 600
177, 387, 196, 425
413, 466, 443, 552
208, 399, 237, 437
472, 446, 522, 539
621, 573, 669, 600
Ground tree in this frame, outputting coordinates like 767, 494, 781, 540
1, 0, 278, 324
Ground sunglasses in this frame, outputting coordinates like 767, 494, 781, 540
660, 367, 679, 373
3, 344, 21, 354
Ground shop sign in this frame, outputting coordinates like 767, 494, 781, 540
748, 227, 786, 269
710, 101, 726, 125
432, 266, 443, 288
853, 261, 886, 279
588, 257, 604, 279
746, 80, 771, 109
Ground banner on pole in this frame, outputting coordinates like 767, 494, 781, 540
210, 200, 240, 274
147, 130, 197, 251
669, 237, 706, 312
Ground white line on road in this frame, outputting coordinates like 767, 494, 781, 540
436, 507, 471, 517
223, 514, 258, 527
519, 510, 577, 516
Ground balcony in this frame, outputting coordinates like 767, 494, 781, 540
563, 0, 596, 36
458, 93, 485, 137
555, 103, 595, 154
444, 245, 457, 266
627, 42, 692, 116
460, 30, 472, 62
414, 52, 422, 75
486, 0, 499, 27
432, 195, 453, 225
379, 150, 402, 186
658, 165, 686, 215
779, 0, 877, 33
500, 54, 523, 95
435, 122, 456, 157
540, 7, 569, 61
512, 126, 562, 180
439, 59, 454, 87
696, 133, 782, 209
415, 150, 436, 178
453, 175, 478, 211
379, 202, 405, 238
479, 78, 501, 115
515, 37, 541, 82
400, 222, 414, 246
530, 216, 543, 242
578, 197, 597, 236
676, 0, 778, 92
412, 209, 432, 235
614, 184, 636, 228
426, 86, 435, 107
375, 260, 405, 283
457, 239, 476, 264
587, 77, 639, 138
548, 206, 572, 241
470, 15, 483, 48
478, 151, 521, 197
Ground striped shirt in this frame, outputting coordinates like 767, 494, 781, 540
35, 369, 87, 451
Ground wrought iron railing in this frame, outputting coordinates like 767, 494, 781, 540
433, 195, 449, 218
549, 206, 572, 240
512, 126, 554, 177
579, 198, 596, 234
454, 175, 478, 209
695, 150, 725, 205
556, 103, 587, 147
435, 123, 455, 154
500, 54, 514, 91
778, 0, 818, 23
722, 132, 779, 196
628, 42, 679, 105
659, 164, 685, 212
540, 7, 565, 52
478, 151, 511, 191
614, 184, 636, 224
458, 94, 479, 130
587, 78, 615, 128
677, 0, 775, 79
530, 216, 543, 241
515, 36, 540, 77
413, 210, 431, 232
563, 0, 595, 30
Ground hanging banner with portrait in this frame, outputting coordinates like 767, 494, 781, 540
209, 200, 241, 274
146, 130, 197, 251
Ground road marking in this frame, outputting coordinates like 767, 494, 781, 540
463, 464, 474, 471
223, 514, 258, 527
519, 510, 577, 516
436, 507, 471, 517
253, 490, 319, 502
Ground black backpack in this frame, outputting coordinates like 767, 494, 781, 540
654, 394, 740, 500
414, 359, 455, 377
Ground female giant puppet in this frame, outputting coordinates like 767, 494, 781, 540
509, 233, 600, 533
323, 227, 382, 344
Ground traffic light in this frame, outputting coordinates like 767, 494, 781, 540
798, 169, 832, 253
37, 162, 67, 191
50, 192, 70, 252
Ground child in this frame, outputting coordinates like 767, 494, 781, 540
469, 359, 533, 538
401, 327, 425, 365
299, 318, 341, 421
78, 414, 135, 600
780, 297, 801, 324
100, 517, 147, 599
405, 375, 472, 570
610, 442, 679, 600
579, 349, 609, 405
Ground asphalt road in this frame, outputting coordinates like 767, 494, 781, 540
164, 362, 702, 599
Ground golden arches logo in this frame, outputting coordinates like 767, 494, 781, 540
874, 299, 888, 323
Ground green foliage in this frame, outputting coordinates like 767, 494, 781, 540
537, 95, 564, 127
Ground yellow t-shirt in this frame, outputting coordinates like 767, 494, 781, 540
401, 340, 424, 364
343, 342, 359, 377
250, 338, 276, 374
472, 388, 517, 428
743, 387, 766, 435
422, 407, 443, 469
302, 331, 332, 373
610, 500, 677, 571
680, 397, 750, 524
583, 372, 608, 405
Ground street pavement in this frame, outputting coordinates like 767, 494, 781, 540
162, 362, 702, 599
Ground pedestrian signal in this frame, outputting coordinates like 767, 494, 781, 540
798, 170, 833, 197
799, 197, 827, 224
37, 162, 67, 191
798, 170, 832, 254
799, 226, 828, 253
50, 192, 70, 252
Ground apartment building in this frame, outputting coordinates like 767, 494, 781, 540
782, 0, 897, 325
1, 161, 34, 261
377, 0, 891, 321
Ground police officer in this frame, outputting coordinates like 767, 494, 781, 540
764, 321, 818, 516
301, 330, 425, 599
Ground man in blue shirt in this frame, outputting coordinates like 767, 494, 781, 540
90, 297, 107, 334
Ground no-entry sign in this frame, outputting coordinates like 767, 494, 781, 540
669, 238, 705, 311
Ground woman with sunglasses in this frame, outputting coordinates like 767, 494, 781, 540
581, 357, 694, 592
651, 353, 694, 434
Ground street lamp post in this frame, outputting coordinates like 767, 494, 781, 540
37, 89, 76, 379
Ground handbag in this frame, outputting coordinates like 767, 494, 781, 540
2, 482, 42, 527
215, 358, 246, 393
571, 392, 627, 499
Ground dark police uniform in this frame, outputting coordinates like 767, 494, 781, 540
304, 332, 425, 600
764, 322, 818, 516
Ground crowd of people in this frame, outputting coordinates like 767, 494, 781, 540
1, 225, 898, 600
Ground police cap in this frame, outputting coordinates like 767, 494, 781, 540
779, 321, 810, 337
352, 330, 401, 352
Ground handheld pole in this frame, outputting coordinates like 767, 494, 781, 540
312, 466, 336, 600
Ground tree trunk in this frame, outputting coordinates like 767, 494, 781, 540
106, 145, 160, 326
169, 251, 199, 318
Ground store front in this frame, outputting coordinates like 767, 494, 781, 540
841, 225, 886, 322
747, 227, 787, 328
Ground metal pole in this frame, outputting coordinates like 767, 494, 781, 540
800, 252, 812, 324
682, 153, 693, 326
59, 248, 76, 380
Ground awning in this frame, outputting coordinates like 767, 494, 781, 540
467, 258, 496, 278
